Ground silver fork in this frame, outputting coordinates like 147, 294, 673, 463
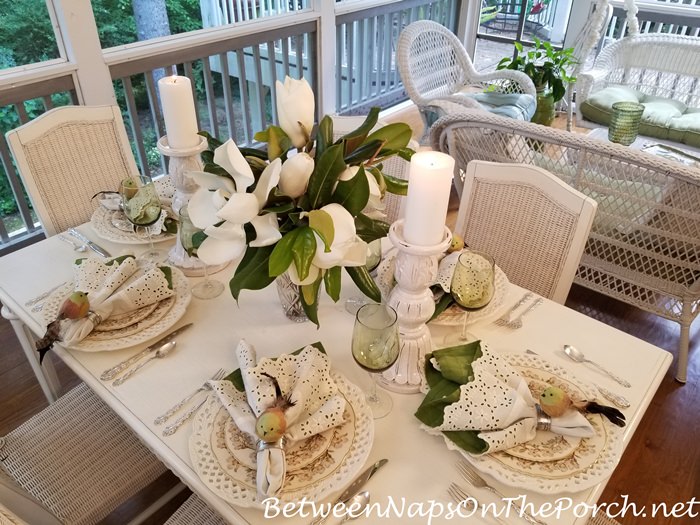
447, 482, 507, 525
456, 462, 547, 525
502, 297, 543, 330
493, 292, 533, 326
154, 368, 226, 425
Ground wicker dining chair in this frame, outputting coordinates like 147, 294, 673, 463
455, 160, 598, 304
164, 494, 227, 525
5, 105, 140, 237
0, 382, 183, 525
397, 20, 537, 139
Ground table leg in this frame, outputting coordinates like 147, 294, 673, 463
1, 305, 60, 403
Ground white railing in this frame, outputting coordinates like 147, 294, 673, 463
607, 0, 700, 38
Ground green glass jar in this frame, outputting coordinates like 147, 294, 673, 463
608, 102, 645, 146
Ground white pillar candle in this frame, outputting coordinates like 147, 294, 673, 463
158, 75, 199, 150
402, 151, 454, 246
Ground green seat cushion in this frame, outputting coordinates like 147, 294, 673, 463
580, 86, 700, 148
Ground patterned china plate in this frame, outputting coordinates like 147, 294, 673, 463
41, 263, 191, 352
189, 371, 373, 508
454, 353, 624, 494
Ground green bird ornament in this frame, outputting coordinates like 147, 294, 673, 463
35, 291, 90, 364
539, 385, 626, 427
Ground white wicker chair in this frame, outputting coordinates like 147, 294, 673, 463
5, 105, 140, 237
431, 110, 700, 382
0, 382, 182, 525
396, 20, 537, 139
164, 494, 227, 525
456, 160, 597, 304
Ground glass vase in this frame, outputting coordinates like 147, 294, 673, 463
275, 272, 308, 323
608, 102, 645, 146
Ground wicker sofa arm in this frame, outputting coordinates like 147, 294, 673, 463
470, 70, 537, 97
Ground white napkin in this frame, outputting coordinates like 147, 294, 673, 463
208, 340, 346, 499
432, 345, 594, 453
62, 257, 175, 343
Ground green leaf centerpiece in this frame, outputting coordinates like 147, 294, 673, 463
187, 76, 413, 325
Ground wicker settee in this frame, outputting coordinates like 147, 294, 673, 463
431, 110, 700, 382
576, 34, 700, 148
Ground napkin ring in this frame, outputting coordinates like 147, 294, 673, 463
536, 405, 552, 431
87, 310, 103, 326
256, 437, 286, 452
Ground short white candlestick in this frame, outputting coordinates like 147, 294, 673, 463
157, 135, 227, 276
380, 220, 452, 393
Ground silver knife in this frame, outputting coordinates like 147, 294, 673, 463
68, 228, 112, 257
100, 323, 193, 381
309, 459, 388, 525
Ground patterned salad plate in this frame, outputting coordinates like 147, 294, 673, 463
189, 371, 373, 508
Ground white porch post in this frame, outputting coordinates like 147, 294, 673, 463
313, 0, 337, 116
51, 0, 116, 105
461, 0, 480, 58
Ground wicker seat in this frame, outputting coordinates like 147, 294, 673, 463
455, 160, 597, 304
5, 105, 140, 237
431, 110, 700, 382
396, 20, 536, 140
0, 382, 180, 525
164, 494, 227, 525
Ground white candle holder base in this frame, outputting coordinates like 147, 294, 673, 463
381, 220, 452, 393
157, 135, 227, 276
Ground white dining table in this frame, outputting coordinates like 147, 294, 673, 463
0, 224, 672, 525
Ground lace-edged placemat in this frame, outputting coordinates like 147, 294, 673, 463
438, 353, 623, 493
41, 263, 191, 352
189, 371, 373, 508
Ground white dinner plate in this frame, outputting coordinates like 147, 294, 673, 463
189, 371, 373, 508
90, 206, 175, 244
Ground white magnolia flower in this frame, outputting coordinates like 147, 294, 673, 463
276, 77, 315, 148
288, 203, 367, 285
189, 151, 283, 265
337, 165, 386, 220
279, 152, 314, 198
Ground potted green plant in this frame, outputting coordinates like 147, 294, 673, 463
496, 38, 577, 126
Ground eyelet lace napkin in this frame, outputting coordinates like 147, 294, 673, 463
208, 340, 347, 499
61, 256, 175, 344
415, 341, 594, 455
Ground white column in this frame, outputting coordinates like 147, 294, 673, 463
51, 0, 116, 105
313, 0, 337, 116
461, 0, 481, 58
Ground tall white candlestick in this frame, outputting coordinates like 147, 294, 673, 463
158, 75, 199, 150
402, 151, 454, 246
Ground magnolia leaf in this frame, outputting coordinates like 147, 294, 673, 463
382, 173, 409, 196
340, 107, 380, 155
229, 245, 276, 300
307, 143, 346, 209
201, 150, 214, 165
254, 125, 293, 160
308, 209, 335, 252
239, 147, 269, 161
345, 265, 381, 303
315, 116, 334, 160
202, 162, 233, 180
198, 130, 223, 150
269, 229, 299, 277
300, 276, 322, 327
366, 123, 412, 152
343, 139, 384, 165
355, 213, 390, 243
323, 266, 341, 302
292, 226, 317, 281
331, 165, 370, 216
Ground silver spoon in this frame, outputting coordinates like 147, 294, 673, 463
113, 341, 176, 386
563, 345, 631, 388
58, 234, 88, 252
340, 491, 370, 523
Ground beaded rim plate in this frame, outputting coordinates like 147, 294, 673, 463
446, 353, 624, 494
90, 206, 175, 244
189, 371, 373, 508
41, 263, 191, 352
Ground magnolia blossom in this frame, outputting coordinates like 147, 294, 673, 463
276, 76, 315, 148
188, 143, 282, 265
288, 203, 367, 286
279, 152, 314, 198
337, 166, 386, 220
